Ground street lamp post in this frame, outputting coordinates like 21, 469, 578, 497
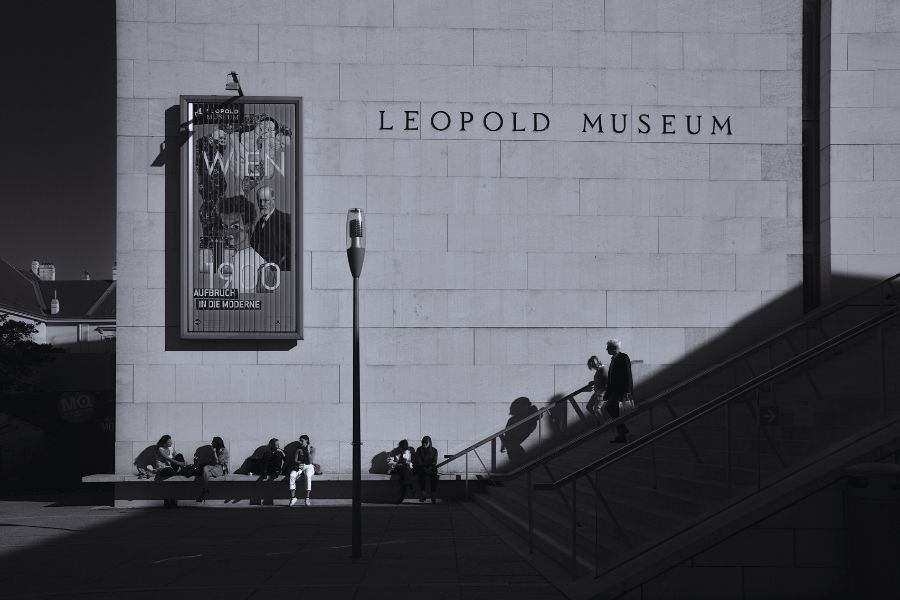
346, 208, 365, 558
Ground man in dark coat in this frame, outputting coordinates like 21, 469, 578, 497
603, 339, 634, 443
250, 185, 291, 271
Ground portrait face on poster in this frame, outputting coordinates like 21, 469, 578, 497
180, 96, 303, 339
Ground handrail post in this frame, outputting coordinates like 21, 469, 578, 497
527, 470, 534, 554
571, 479, 578, 580
465, 453, 469, 500
879, 324, 886, 415
726, 399, 732, 494
594, 470, 599, 577
755, 389, 761, 492
650, 405, 657, 489
491, 438, 496, 473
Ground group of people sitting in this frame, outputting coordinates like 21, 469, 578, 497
142, 433, 441, 506
143, 433, 317, 507
386, 436, 439, 504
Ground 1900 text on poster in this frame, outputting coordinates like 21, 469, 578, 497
180, 96, 303, 339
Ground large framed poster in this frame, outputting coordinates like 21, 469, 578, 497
180, 96, 302, 339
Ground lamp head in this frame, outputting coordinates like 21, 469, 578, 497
225, 71, 243, 96
346, 208, 365, 277
346, 208, 365, 250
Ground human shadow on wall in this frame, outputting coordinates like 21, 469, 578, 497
499, 397, 539, 465
157, 104, 296, 353
132, 445, 157, 475
232, 445, 268, 475
369, 451, 390, 475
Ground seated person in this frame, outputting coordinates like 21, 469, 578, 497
154, 434, 187, 480
261, 438, 285, 481
387, 439, 413, 504
288, 434, 316, 507
413, 435, 439, 503
196, 436, 229, 503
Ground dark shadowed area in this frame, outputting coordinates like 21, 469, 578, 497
0, 2, 115, 280
0, 499, 566, 600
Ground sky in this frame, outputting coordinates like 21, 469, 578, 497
1, 2, 115, 280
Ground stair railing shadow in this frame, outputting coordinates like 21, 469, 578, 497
529, 301, 900, 582
438, 272, 900, 484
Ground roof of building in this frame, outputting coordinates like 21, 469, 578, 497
0, 258, 115, 321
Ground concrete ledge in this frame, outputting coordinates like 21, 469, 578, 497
83, 473, 486, 504
82, 473, 394, 483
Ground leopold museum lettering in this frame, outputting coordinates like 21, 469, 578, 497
378, 109, 733, 136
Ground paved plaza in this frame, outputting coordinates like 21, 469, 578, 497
0, 495, 564, 600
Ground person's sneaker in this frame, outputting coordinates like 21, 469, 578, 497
289, 498, 297, 507
304, 497, 311, 507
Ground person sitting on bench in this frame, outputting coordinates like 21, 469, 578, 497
154, 434, 188, 480
155, 434, 188, 508
196, 436, 229, 503
388, 439, 413, 504
262, 438, 285, 481
288, 434, 316, 507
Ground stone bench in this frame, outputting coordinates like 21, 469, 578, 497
83, 472, 477, 506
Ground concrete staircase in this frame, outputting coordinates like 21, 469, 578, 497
463, 303, 900, 599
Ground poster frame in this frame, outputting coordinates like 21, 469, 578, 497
179, 95, 303, 340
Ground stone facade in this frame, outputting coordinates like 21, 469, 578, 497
822, 0, 900, 289
116, 0, 804, 473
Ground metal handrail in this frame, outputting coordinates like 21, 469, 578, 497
495, 272, 900, 480
437, 383, 594, 469
436, 272, 899, 482
535, 303, 900, 491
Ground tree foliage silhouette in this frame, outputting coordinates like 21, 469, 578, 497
0, 315, 57, 394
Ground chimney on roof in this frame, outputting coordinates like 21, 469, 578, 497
50, 290, 59, 315
81, 270, 91, 281
35, 262, 55, 281
112, 261, 117, 281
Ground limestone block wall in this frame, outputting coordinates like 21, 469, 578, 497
823, 0, 900, 285
116, 0, 803, 474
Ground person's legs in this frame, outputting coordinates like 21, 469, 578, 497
396, 465, 409, 503
604, 394, 629, 441
416, 471, 427, 501
155, 467, 175, 481
288, 469, 300, 506
301, 464, 315, 505
428, 471, 438, 502
198, 465, 212, 501
586, 392, 601, 417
